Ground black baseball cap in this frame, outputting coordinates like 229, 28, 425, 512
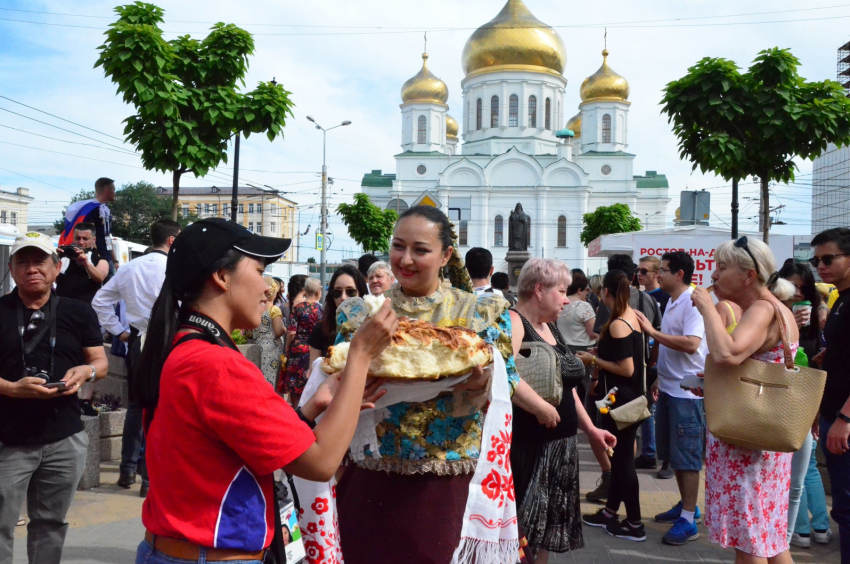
167, 218, 291, 295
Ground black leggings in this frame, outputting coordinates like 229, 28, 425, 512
604, 416, 641, 523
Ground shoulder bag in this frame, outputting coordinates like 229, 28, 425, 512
704, 303, 826, 452
512, 308, 563, 406
605, 317, 652, 430
516, 341, 563, 406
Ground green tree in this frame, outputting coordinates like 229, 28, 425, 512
95, 2, 295, 220
55, 182, 198, 245
580, 204, 642, 247
661, 48, 850, 242
336, 193, 399, 253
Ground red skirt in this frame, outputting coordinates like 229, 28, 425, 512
336, 465, 472, 564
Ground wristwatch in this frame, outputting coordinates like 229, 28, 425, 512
87, 365, 97, 383
837, 411, 850, 424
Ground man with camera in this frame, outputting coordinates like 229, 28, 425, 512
0, 232, 107, 564
55, 222, 109, 306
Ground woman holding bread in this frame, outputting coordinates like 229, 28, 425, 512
509, 258, 616, 563
131, 219, 396, 564
334, 205, 519, 564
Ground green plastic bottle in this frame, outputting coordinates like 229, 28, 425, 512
795, 348, 809, 367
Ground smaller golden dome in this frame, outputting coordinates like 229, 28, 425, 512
446, 114, 459, 139
566, 111, 581, 138
580, 49, 630, 103
401, 53, 448, 105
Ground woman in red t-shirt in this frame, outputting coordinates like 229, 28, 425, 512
132, 218, 397, 564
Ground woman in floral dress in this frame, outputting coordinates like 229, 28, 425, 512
280, 277, 323, 405
690, 237, 799, 563
334, 205, 520, 564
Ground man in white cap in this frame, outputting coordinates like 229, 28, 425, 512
0, 232, 107, 564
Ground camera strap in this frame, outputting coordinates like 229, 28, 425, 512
17, 293, 58, 380
175, 310, 239, 352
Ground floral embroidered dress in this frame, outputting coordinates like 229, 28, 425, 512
336, 280, 519, 474
280, 301, 322, 395
256, 306, 282, 387
704, 340, 798, 558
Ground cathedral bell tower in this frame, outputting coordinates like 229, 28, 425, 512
399, 52, 449, 153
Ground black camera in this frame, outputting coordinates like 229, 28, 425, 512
25, 366, 50, 382
57, 244, 82, 255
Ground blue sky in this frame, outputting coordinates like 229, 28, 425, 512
1, 0, 848, 260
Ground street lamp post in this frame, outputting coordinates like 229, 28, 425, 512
306, 116, 351, 292
642, 211, 661, 231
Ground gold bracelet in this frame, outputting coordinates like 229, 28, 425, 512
591, 355, 597, 367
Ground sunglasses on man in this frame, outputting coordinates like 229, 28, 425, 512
331, 288, 359, 300
637, 268, 656, 276
809, 254, 849, 268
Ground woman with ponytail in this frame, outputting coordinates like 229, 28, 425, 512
132, 218, 397, 564
577, 269, 647, 542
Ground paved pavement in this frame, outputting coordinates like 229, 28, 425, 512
12, 440, 841, 563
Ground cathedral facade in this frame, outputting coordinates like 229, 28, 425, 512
361, 0, 669, 272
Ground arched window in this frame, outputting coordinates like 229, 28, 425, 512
602, 114, 612, 143
417, 115, 427, 144
545, 98, 551, 130
494, 215, 504, 246
557, 216, 567, 247
476, 99, 482, 130
528, 96, 537, 127
491, 95, 499, 127
509, 95, 518, 126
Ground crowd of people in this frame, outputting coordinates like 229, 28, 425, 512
1, 183, 849, 564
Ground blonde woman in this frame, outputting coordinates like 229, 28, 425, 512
690, 236, 798, 564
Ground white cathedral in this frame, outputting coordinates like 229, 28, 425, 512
361, 0, 670, 272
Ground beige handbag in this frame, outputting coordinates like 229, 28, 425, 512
607, 351, 652, 431
704, 303, 827, 453
515, 342, 563, 406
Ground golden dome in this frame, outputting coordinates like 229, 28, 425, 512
446, 114, 459, 138
566, 111, 581, 138
401, 52, 448, 105
461, 0, 566, 77
580, 49, 630, 103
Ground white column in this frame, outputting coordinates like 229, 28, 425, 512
536, 188, 548, 255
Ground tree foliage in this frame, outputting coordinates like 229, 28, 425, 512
580, 204, 642, 247
335, 193, 398, 253
661, 48, 850, 242
55, 182, 197, 245
95, 2, 295, 219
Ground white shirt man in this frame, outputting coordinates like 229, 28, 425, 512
635, 251, 707, 545
90, 219, 179, 493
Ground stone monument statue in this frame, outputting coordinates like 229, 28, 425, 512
508, 203, 531, 251
505, 203, 532, 289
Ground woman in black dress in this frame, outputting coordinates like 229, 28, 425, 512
578, 269, 647, 542
509, 258, 616, 563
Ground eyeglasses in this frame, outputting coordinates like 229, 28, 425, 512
638, 268, 656, 276
809, 254, 849, 268
734, 236, 761, 279
331, 288, 359, 300
25, 311, 44, 338
657, 268, 670, 274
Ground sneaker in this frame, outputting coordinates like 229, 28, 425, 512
635, 454, 657, 469
605, 519, 646, 542
790, 532, 811, 548
654, 501, 702, 524
662, 517, 700, 545
657, 461, 674, 479
813, 528, 833, 545
586, 472, 611, 503
582, 508, 618, 528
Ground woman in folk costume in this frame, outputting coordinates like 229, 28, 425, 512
329, 205, 524, 564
